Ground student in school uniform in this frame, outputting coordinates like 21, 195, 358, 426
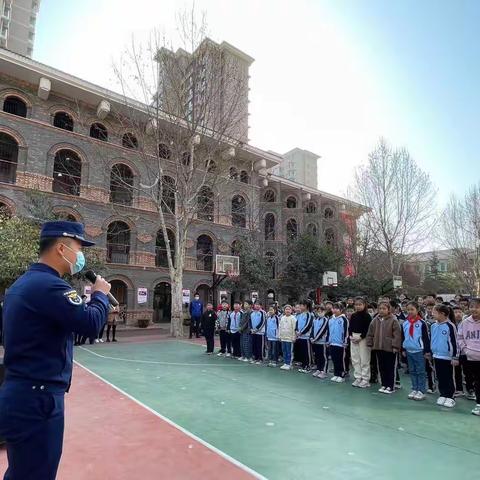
327, 302, 349, 383
251, 303, 266, 364
423, 301, 437, 393
310, 305, 329, 379
216, 301, 231, 357
349, 297, 372, 388
430, 304, 459, 408
295, 300, 314, 373
279, 305, 297, 370
201, 303, 217, 354
227, 301, 242, 358
266, 305, 280, 366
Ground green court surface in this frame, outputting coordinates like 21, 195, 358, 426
75, 340, 480, 480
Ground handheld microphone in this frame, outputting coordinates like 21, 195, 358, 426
85, 270, 119, 306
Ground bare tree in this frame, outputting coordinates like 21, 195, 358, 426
93, 11, 253, 336
350, 138, 437, 278
441, 184, 480, 295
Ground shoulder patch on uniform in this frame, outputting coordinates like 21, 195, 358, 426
63, 289, 82, 306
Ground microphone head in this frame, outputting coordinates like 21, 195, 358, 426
85, 270, 97, 283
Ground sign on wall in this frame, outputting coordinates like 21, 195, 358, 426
137, 287, 148, 304
182, 289, 191, 304
251, 291, 259, 302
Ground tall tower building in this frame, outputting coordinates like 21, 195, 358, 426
0, 0, 40, 57
271, 148, 320, 189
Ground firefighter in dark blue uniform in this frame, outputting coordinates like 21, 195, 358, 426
0, 221, 111, 480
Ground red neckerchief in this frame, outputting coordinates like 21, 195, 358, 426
407, 315, 421, 337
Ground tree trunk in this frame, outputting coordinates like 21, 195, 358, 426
170, 271, 184, 337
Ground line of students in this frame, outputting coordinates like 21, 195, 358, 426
205, 296, 480, 416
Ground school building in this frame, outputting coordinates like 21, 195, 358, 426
0, 42, 364, 326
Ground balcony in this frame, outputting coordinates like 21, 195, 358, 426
107, 244, 130, 264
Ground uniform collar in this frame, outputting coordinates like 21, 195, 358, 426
30, 262, 61, 277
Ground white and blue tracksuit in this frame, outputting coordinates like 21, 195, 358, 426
266, 315, 280, 361
251, 310, 266, 361
311, 316, 329, 372
295, 312, 314, 369
401, 318, 430, 393
431, 320, 458, 399
327, 315, 349, 377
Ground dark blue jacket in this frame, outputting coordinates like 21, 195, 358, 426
2, 263, 109, 391
189, 299, 204, 318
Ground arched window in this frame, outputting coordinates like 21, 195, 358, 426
240, 170, 249, 184
264, 213, 275, 240
265, 251, 276, 279
107, 221, 130, 264
3, 96, 27, 117
231, 195, 246, 228
197, 186, 214, 222
229, 167, 238, 181
307, 223, 318, 237
0, 133, 19, 184
90, 122, 108, 141
263, 189, 276, 203
160, 176, 175, 214
231, 240, 240, 256
305, 201, 316, 213
325, 228, 335, 247
205, 158, 216, 172
286, 196, 297, 208
196, 235, 213, 271
156, 228, 175, 268
158, 143, 171, 159
286, 218, 298, 241
52, 149, 82, 196
53, 111, 74, 131
110, 164, 134, 205
182, 151, 191, 166
0, 202, 12, 218
122, 133, 138, 149
324, 207, 334, 219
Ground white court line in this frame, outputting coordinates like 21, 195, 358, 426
78, 346, 245, 367
74, 360, 267, 480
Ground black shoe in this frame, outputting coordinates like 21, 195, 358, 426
112, 339, 117, 342
106, 338, 110, 342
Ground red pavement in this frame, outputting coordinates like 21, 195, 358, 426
0, 363, 254, 480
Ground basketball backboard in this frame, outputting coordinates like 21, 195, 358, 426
216, 255, 240, 276
322, 271, 338, 287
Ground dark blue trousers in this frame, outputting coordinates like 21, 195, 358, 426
0, 382, 65, 480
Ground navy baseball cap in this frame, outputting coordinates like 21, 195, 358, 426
40, 221, 95, 247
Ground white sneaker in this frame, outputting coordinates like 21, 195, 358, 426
99, 339, 104, 343
335, 377, 345, 383
378, 386, 386, 393
408, 390, 418, 399
359, 380, 370, 388
238, 356, 244, 361
217, 352, 224, 356
466, 390, 476, 400
414, 392, 425, 401
436, 396, 447, 406
331, 376, 339, 382
255, 361, 262, 365
471, 404, 480, 416
426, 388, 435, 394
443, 398, 456, 408
285, 365, 292, 370
318, 371, 328, 379
383, 387, 394, 394
312, 370, 320, 377
243, 358, 250, 362
225, 353, 231, 358
454, 391, 464, 398
352, 379, 361, 388
280, 364, 289, 370
298, 368, 310, 374
94, 339, 100, 343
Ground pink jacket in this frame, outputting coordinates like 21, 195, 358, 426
458, 316, 480, 361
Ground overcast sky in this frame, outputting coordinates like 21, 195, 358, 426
34, 0, 480, 205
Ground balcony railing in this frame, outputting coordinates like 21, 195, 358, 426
107, 244, 130, 264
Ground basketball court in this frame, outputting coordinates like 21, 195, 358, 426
2, 336, 478, 479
